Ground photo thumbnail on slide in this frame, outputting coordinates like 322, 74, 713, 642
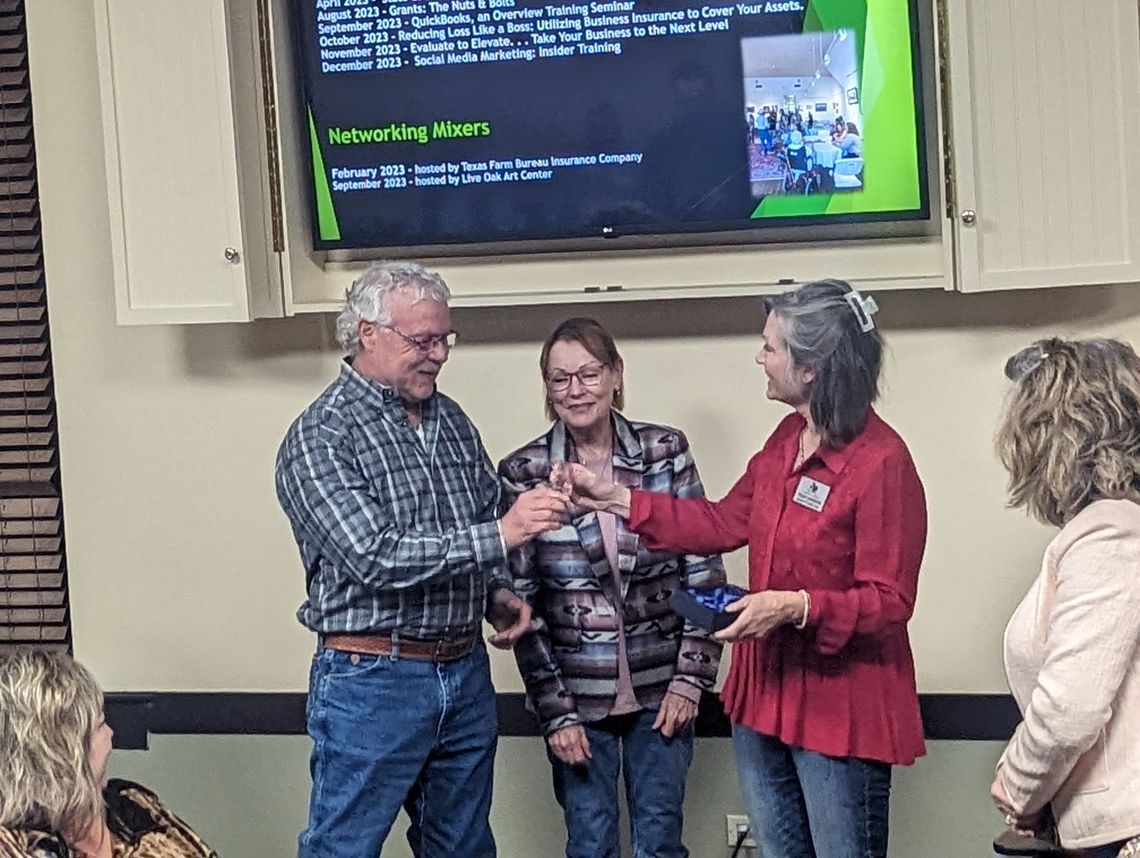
742, 30, 863, 201
295, 0, 927, 250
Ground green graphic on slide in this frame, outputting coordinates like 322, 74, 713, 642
751, 0, 921, 219
308, 108, 341, 241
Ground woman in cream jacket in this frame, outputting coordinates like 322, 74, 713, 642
991, 337, 1140, 857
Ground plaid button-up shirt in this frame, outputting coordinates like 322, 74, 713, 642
275, 362, 508, 638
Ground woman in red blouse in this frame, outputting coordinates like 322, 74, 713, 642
555, 279, 927, 858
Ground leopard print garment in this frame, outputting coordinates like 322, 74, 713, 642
0, 780, 216, 857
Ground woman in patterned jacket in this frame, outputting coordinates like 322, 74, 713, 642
0, 649, 216, 858
498, 317, 726, 858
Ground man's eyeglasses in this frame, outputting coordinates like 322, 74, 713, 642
545, 364, 606, 392
381, 325, 458, 353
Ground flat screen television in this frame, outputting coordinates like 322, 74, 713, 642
293, 0, 931, 256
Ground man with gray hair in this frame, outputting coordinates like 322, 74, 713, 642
276, 260, 568, 857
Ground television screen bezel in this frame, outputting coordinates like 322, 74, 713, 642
291, 0, 939, 262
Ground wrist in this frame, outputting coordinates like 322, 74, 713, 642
499, 516, 524, 550
666, 679, 702, 705
786, 590, 810, 627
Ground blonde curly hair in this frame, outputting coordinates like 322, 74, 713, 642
0, 649, 106, 841
996, 337, 1140, 526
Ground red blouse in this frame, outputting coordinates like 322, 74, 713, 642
629, 410, 927, 765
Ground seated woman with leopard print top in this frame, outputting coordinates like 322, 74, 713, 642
0, 650, 215, 858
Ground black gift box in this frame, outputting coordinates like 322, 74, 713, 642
668, 586, 749, 633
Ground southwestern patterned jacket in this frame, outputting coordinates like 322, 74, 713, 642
498, 413, 726, 736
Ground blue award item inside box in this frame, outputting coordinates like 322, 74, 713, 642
669, 585, 751, 633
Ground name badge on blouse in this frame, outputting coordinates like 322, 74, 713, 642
793, 476, 831, 512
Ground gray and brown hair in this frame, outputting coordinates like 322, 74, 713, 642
996, 337, 1140, 526
335, 260, 451, 354
0, 649, 106, 841
763, 278, 884, 447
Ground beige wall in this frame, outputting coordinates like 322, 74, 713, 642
110, 735, 1006, 858
29, 3, 1140, 697
24, 7, 1139, 857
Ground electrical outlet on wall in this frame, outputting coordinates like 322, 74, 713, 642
725, 813, 758, 849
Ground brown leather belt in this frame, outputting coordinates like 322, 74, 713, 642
321, 632, 477, 663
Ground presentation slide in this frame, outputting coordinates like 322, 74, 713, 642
295, 0, 927, 250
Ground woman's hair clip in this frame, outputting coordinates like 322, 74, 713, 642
844, 289, 879, 333
1004, 346, 1051, 381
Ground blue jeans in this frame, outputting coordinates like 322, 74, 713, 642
732, 725, 892, 858
298, 644, 498, 858
548, 708, 693, 858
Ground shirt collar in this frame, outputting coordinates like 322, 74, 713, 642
337, 358, 437, 421
800, 408, 878, 476
550, 410, 639, 462
612, 411, 641, 459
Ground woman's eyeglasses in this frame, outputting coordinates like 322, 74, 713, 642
545, 364, 606, 392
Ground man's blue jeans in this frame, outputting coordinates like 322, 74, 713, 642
732, 724, 892, 858
548, 708, 693, 858
298, 643, 498, 858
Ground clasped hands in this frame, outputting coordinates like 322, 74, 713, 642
547, 461, 629, 515
548, 463, 806, 643
489, 467, 627, 651
503, 462, 613, 546
499, 482, 571, 549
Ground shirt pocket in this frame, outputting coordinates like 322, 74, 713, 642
1055, 728, 1111, 798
